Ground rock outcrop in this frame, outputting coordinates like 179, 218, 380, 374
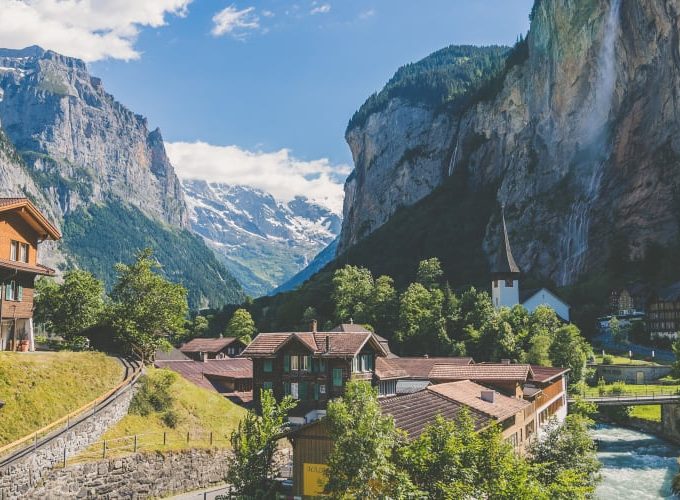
340, 0, 680, 286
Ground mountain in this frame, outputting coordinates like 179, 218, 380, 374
272, 237, 339, 295
253, 0, 680, 332
0, 46, 243, 308
182, 179, 341, 297
339, 0, 680, 288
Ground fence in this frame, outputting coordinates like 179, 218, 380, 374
67, 429, 233, 465
0, 357, 142, 468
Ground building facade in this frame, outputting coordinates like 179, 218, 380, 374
0, 198, 61, 351
180, 336, 247, 361
647, 281, 680, 339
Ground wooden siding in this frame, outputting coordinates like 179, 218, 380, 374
0, 213, 39, 266
291, 421, 332, 498
1, 273, 35, 320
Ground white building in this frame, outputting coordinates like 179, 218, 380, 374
491, 208, 571, 322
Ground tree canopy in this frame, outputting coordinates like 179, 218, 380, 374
224, 308, 257, 343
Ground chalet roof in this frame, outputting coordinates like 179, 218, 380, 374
376, 357, 474, 380
0, 197, 61, 240
491, 208, 520, 275
0, 258, 56, 276
655, 281, 680, 302
429, 363, 533, 382
529, 365, 569, 383
154, 348, 191, 361
375, 358, 409, 380
240, 330, 388, 358
379, 389, 492, 439
155, 359, 253, 385
180, 337, 243, 353
520, 287, 570, 308
330, 323, 371, 333
428, 381, 530, 421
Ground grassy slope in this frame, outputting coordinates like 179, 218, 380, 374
593, 354, 659, 366
0, 352, 123, 445
80, 367, 246, 459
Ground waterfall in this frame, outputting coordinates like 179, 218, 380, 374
558, 0, 621, 284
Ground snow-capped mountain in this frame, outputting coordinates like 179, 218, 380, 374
182, 179, 341, 297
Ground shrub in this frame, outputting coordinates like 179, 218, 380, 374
161, 409, 179, 428
67, 336, 91, 351
129, 371, 177, 417
602, 354, 614, 365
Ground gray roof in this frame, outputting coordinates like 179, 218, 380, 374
492, 208, 520, 275
396, 379, 431, 394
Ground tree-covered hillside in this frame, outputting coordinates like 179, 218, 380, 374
347, 44, 510, 131
62, 201, 243, 310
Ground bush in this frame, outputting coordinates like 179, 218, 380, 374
66, 336, 90, 351
161, 409, 179, 428
129, 371, 177, 417
602, 354, 614, 365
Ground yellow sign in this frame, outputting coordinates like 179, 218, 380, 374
303, 463, 329, 496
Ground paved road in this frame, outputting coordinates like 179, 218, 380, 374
168, 485, 230, 500
570, 394, 680, 406
592, 332, 675, 363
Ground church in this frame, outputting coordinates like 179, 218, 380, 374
491, 209, 570, 322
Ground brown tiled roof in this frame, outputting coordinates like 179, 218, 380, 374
375, 358, 409, 380
240, 331, 387, 358
155, 359, 253, 388
381, 357, 474, 380
379, 390, 492, 439
330, 323, 372, 333
180, 337, 243, 353
0, 258, 56, 276
429, 363, 533, 382
0, 198, 25, 207
155, 348, 191, 361
428, 381, 530, 421
529, 365, 569, 383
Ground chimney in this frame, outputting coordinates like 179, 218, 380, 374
202, 352, 208, 363
325, 336, 331, 353
501, 359, 511, 365
311, 319, 318, 333
423, 353, 429, 359
481, 390, 496, 403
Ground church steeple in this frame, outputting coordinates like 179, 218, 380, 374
491, 205, 520, 309
492, 205, 521, 276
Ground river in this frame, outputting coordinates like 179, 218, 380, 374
592, 424, 680, 499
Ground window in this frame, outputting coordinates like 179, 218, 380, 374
283, 382, 291, 396
263, 359, 273, 373
291, 382, 299, 400
332, 368, 343, 387
379, 380, 397, 397
9, 241, 18, 261
290, 355, 299, 371
301, 355, 310, 372
263, 381, 273, 391
227, 347, 235, 355
19, 243, 28, 263
4, 281, 21, 301
352, 356, 360, 373
361, 354, 373, 372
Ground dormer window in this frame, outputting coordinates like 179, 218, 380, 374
353, 354, 374, 372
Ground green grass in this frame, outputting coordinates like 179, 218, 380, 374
630, 405, 662, 422
76, 367, 247, 460
594, 354, 659, 366
0, 352, 123, 446
580, 383, 680, 398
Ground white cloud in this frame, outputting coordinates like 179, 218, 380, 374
310, 3, 331, 15
211, 5, 259, 37
358, 8, 375, 20
0, 0, 192, 62
166, 141, 351, 213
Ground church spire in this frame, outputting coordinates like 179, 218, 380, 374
492, 205, 520, 276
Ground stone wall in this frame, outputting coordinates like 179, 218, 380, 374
592, 364, 673, 384
0, 383, 135, 499
26, 449, 232, 499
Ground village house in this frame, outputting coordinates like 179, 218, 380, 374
286, 379, 541, 498
0, 198, 61, 352
179, 336, 247, 361
647, 281, 680, 340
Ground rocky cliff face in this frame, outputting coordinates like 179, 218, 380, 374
0, 46, 188, 228
183, 179, 341, 296
340, 0, 680, 286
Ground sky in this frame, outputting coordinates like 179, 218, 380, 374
0, 0, 533, 212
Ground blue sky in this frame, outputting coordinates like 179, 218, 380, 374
0, 0, 533, 210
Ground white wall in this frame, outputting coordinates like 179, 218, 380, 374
523, 288, 570, 322
492, 279, 520, 309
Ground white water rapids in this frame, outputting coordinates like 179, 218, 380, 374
592, 424, 680, 499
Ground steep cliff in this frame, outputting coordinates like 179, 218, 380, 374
340, 0, 680, 287
0, 47, 242, 308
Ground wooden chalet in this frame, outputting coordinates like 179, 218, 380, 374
0, 198, 60, 352
180, 336, 247, 361
647, 281, 680, 339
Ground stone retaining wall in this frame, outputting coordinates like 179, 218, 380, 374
26, 449, 232, 499
0, 384, 136, 499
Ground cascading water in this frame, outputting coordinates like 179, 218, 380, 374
557, 0, 621, 284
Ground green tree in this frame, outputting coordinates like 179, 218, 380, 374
190, 315, 209, 338
225, 308, 257, 343
227, 389, 297, 498
109, 248, 188, 362
35, 270, 106, 340
526, 333, 552, 365
395, 282, 449, 355
300, 306, 318, 330
332, 265, 374, 324
33, 277, 61, 329
549, 324, 591, 383
528, 415, 601, 498
416, 257, 444, 289
324, 381, 418, 498
367, 275, 398, 335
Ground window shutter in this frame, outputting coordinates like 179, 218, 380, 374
283, 355, 290, 373
17, 284, 23, 302
333, 368, 343, 387
4, 283, 11, 300
299, 381, 307, 400
314, 383, 320, 400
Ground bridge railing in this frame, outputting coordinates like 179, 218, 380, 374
569, 388, 680, 402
